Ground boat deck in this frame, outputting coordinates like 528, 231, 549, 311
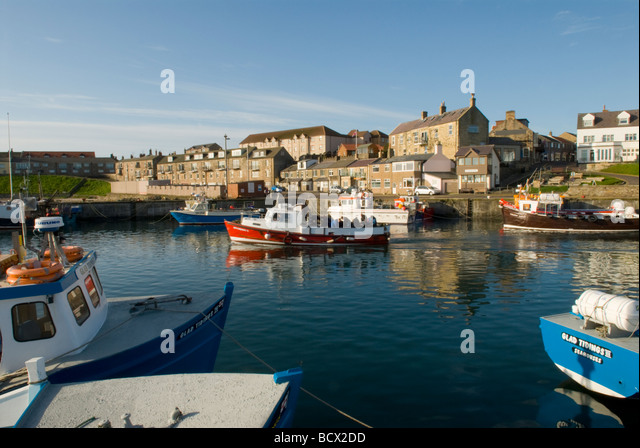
541, 313, 638, 353
16, 373, 288, 428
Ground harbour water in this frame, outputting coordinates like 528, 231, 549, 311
3, 217, 637, 428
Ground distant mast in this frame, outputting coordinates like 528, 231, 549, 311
7, 113, 13, 199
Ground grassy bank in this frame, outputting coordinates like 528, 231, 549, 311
600, 163, 639, 176
0, 175, 111, 198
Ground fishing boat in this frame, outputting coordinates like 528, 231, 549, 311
170, 193, 253, 225
499, 192, 639, 232
327, 191, 416, 225
224, 201, 390, 246
0, 198, 39, 230
540, 290, 639, 399
2, 357, 302, 428
0, 215, 233, 390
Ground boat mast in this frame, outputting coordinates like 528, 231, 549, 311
7, 112, 13, 199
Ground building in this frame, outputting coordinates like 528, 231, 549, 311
3, 150, 117, 178
388, 95, 489, 160
539, 132, 576, 162
455, 145, 501, 193
156, 145, 294, 192
116, 150, 163, 182
239, 126, 351, 161
576, 107, 639, 163
489, 110, 543, 163
421, 144, 457, 194
369, 154, 430, 196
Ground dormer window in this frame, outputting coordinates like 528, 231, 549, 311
582, 113, 595, 127
617, 111, 630, 125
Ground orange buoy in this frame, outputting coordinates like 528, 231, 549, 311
6, 259, 64, 285
43, 246, 84, 262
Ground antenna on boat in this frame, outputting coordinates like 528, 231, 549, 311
34, 216, 70, 267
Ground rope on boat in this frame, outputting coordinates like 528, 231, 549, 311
155, 305, 374, 428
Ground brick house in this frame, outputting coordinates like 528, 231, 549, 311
388, 94, 489, 160
5, 151, 117, 178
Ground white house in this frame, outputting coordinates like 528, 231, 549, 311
576, 108, 639, 163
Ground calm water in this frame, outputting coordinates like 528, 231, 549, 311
4, 217, 638, 428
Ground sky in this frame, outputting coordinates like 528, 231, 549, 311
1, 0, 638, 159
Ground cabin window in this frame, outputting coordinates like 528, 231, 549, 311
67, 286, 91, 326
12, 302, 56, 342
85, 270, 102, 308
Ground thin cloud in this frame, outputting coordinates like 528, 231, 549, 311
44, 37, 64, 44
553, 10, 602, 36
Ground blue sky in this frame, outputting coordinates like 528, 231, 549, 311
1, 0, 638, 159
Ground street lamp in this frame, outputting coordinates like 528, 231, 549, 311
224, 134, 229, 199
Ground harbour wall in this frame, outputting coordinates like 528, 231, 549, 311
63, 185, 639, 222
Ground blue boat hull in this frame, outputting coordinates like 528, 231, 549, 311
265, 367, 304, 428
47, 283, 234, 384
171, 210, 243, 225
540, 314, 639, 399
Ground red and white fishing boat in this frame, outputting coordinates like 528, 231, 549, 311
499, 192, 639, 233
224, 202, 390, 246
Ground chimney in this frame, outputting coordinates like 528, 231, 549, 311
603, 105, 608, 112
506, 110, 516, 121
439, 102, 446, 114
469, 93, 476, 107
435, 143, 443, 155
421, 111, 428, 119
549, 131, 553, 136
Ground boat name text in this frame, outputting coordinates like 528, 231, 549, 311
177, 298, 225, 340
561, 332, 612, 359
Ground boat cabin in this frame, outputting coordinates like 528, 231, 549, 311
0, 219, 109, 376
514, 193, 564, 216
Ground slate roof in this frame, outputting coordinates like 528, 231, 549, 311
389, 107, 470, 135
454, 145, 498, 157
577, 109, 639, 129
240, 126, 347, 144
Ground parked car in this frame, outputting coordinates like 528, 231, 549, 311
414, 185, 440, 195
271, 185, 286, 193
329, 185, 343, 194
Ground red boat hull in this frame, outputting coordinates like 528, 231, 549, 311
224, 220, 390, 246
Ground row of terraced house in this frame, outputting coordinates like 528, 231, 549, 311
2, 98, 637, 198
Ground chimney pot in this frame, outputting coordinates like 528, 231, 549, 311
469, 93, 476, 107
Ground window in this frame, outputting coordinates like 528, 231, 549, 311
85, 268, 103, 307
625, 134, 637, 141
602, 134, 614, 142
468, 125, 479, 133
372, 166, 379, 173
67, 286, 90, 326
384, 179, 390, 188
583, 135, 594, 143
371, 179, 381, 188
12, 302, 56, 342
413, 132, 418, 143
448, 124, 453, 135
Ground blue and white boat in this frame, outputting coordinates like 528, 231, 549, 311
1, 216, 233, 388
2, 357, 302, 428
540, 290, 639, 399
170, 193, 249, 225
